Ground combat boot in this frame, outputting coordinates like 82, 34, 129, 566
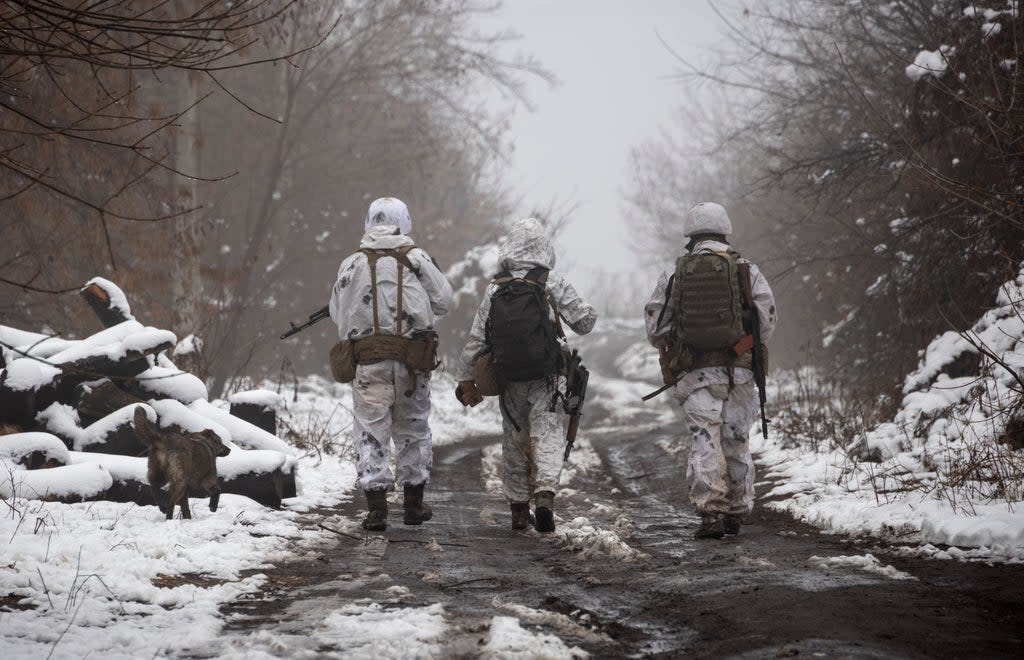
724, 514, 743, 535
362, 489, 388, 531
695, 515, 725, 539
534, 490, 556, 533
510, 502, 531, 530
403, 483, 433, 525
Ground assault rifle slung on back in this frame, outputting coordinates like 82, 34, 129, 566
280, 305, 330, 340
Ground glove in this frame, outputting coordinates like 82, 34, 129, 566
456, 380, 484, 407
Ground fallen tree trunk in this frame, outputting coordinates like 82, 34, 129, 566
79, 279, 133, 328
51, 340, 174, 403
74, 380, 145, 424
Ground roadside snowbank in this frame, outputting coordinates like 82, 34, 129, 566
756, 263, 1024, 562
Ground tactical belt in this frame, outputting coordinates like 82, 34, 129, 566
353, 333, 438, 371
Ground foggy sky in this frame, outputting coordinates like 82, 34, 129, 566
479, 1, 725, 283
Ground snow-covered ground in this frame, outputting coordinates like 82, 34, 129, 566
754, 264, 1024, 563
0, 372, 501, 659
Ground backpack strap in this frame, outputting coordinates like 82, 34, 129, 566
359, 245, 420, 335
525, 267, 566, 339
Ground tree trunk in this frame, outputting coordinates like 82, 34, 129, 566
170, 68, 206, 379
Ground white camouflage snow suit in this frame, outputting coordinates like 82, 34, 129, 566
645, 236, 776, 519
330, 198, 453, 493
456, 218, 598, 503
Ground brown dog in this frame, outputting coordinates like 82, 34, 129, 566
133, 408, 230, 520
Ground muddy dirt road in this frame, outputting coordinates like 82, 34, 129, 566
219, 419, 1024, 659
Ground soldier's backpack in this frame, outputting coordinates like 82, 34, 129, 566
668, 250, 745, 351
486, 267, 563, 384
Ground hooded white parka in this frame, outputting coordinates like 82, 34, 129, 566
456, 218, 598, 503
329, 200, 453, 492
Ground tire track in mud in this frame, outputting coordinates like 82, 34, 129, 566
219, 427, 1024, 659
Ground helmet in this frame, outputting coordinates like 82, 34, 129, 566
684, 202, 732, 237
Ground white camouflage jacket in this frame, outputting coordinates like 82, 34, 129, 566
456, 218, 598, 382
644, 239, 777, 400
330, 225, 453, 341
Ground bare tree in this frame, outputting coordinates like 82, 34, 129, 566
0, 0, 324, 340
195, 0, 550, 393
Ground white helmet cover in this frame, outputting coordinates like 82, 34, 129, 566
365, 197, 412, 235
684, 202, 732, 237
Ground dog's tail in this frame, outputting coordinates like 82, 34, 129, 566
132, 406, 162, 447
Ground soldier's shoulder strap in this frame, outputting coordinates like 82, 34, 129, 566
359, 245, 418, 273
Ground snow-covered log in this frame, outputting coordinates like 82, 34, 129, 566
69, 449, 297, 509
0, 460, 113, 502
125, 360, 208, 404
0, 359, 60, 426
79, 278, 134, 328
228, 389, 282, 435
0, 432, 69, 469
189, 399, 295, 455
0, 325, 76, 367
37, 402, 155, 455
74, 380, 146, 423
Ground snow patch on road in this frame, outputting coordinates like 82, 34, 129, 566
811, 554, 917, 581
491, 596, 610, 644
223, 603, 447, 659
550, 516, 647, 562
484, 615, 588, 659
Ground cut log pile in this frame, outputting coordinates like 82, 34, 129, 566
0, 277, 296, 511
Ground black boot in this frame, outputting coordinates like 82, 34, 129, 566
534, 490, 555, 533
724, 514, 743, 535
695, 514, 725, 539
362, 489, 388, 531
403, 483, 433, 525
510, 502, 531, 530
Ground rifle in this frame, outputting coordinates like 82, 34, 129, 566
738, 263, 769, 439
280, 305, 330, 340
562, 349, 590, 461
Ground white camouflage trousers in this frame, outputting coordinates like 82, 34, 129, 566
351, 361, 433, 492
500, 378, 565, 503
681, 382, 757, 517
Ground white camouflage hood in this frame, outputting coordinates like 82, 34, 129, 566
360, 224, 414, 250
365, 197, 412, 235
498, 217, 555, 271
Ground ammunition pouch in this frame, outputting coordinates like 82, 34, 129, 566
353, 332, 440, 372
330, 340, 357, 383
472, 352, 500, 397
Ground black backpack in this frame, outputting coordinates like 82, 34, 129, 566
486, 267, 563, 384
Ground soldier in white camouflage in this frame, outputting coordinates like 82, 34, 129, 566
644, 202, 777, 539
330, 197, 453, 531
455, 218, 597, 533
